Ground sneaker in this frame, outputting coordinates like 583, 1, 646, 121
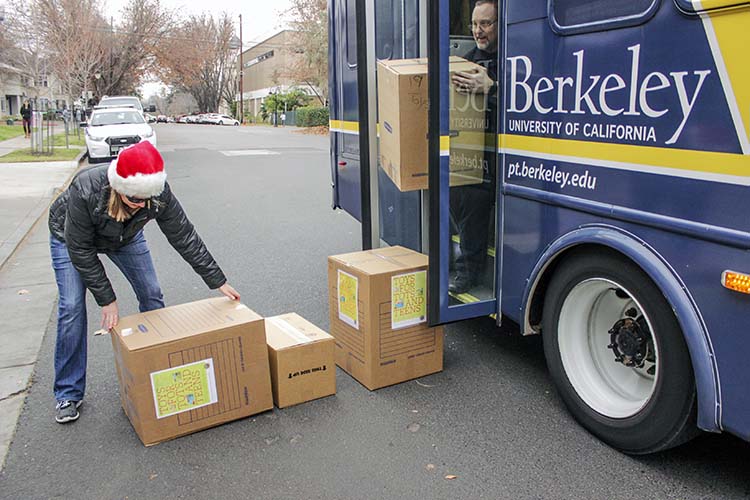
449, 274, 477, 294
55, 400, 82, 424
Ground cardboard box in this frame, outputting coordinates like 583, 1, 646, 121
377, 56, 489, 192
327, 246, 444, 390
110, 298, 273, 446
265, 313, 336, 408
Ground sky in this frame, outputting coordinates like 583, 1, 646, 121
103, 0, 294, 96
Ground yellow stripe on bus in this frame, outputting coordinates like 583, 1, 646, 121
329, 120, 359, 133
499, 134, 750, 179
698, 0, 750, 10
705, 7, 750, 145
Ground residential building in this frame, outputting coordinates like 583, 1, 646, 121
1, 63, 70, 117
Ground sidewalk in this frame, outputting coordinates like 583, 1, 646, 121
0, 135, 84, 469
0, 135, 32, 158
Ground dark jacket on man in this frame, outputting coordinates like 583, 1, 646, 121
20, 104, 31, 120
463, 46, 498, 189
48, 165, 226, 306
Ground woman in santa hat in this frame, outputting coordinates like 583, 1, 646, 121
48, 141, 240, 424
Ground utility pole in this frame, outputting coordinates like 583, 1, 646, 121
239, 14, 243, 124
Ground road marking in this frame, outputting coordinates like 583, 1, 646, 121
220, 150, 280, 156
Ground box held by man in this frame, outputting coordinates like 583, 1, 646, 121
377, 56, 489, 192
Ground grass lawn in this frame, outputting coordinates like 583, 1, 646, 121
0, 147, 83, 163
0, 124, 25, 141
52, 132, 86, 147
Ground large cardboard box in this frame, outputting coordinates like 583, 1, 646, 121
327, 246, 444, 390
377, 56, 489, 192
110, 298, 273, 446
265, 313, 336, 408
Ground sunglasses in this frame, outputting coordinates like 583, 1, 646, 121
125, 195, 151, 204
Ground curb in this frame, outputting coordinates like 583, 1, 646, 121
0, 150, 87, 471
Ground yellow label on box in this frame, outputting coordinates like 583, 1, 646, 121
150, 358, 218, 419
338, 270, 359, 330
391, 271, 427, 329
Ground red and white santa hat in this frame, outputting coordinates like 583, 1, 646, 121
107, 141, 167, 198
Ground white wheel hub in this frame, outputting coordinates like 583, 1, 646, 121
558, 278, 659, 419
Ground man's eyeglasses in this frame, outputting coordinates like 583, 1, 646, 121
469, 20, 496, 31
126, 195, 150, 204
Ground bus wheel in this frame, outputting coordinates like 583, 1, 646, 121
542, 250, 697, 454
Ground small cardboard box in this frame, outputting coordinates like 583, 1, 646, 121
327, 246, 444, 390
377, 56, 489, 192
265, 313, 336, 408
110, 298, 273, 446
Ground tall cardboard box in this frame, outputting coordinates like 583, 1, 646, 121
265, 313, 336, 408
110, 298, 273, 446
327, 246, 444, 390
377, 56, 489, 192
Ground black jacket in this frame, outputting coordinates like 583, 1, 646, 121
464, 46, 498, 189
48, 165, 226, 306
20, 104, 31, 120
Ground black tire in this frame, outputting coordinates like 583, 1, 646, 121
87, 152, 103, 164
542, 249, 698, 454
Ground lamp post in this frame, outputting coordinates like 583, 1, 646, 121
274, 97, 278, 127
229, 33, 242, 122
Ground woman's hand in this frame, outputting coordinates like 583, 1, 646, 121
101, 300, 119, 330
218, 283, 240, 301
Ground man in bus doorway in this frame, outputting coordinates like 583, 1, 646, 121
449, 0, 498, 295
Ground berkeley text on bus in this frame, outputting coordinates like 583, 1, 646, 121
506, 44, 711, 145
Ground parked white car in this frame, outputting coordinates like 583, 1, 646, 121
82, 107, 157, 163
97, 95, 144, 115
215, 114, 240, 126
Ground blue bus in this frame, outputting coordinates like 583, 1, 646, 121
328, 0, 750, 453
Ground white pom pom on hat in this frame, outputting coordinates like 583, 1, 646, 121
107, 141, 167, 198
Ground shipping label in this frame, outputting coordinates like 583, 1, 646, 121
338, 270, 359, 330
391, 271, 427, 330
150, 358, 218, 419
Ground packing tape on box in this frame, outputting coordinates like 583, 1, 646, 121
268, 317, 315, 345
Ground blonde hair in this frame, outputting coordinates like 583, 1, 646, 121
107, 188, 133, 222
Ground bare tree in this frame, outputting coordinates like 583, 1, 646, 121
156, 12, 237, 113
30, 0, 107, 105
2, 1, 54, 103
94, 0, 175, 98
284, 0, 328, 105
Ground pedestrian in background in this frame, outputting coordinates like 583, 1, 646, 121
47, 141, 241, 424
20, 99, 32, 139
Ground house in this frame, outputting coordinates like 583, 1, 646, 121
1, 63, 70, 117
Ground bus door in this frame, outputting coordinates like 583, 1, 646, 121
427, 0, 501, 324
331, 0, 422, 251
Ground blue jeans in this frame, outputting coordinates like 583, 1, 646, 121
50, 231, 164, 402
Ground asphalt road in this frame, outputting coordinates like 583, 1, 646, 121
1, 123, 748, 500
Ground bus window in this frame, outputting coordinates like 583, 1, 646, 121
376, 0, 394, 60
550, 0, 660, 34
450, 0, 478, 56
450, 0, 473, 37
346, 0, 357, 67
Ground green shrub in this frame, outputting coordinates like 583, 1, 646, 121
295, 106, 329, 127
